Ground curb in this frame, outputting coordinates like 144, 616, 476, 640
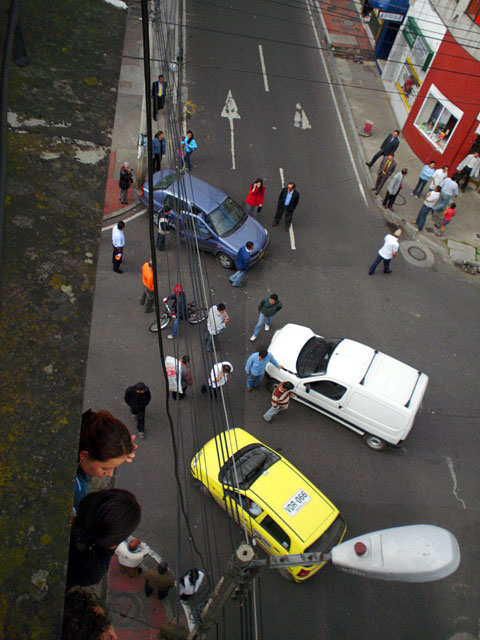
103, 199, 140, 221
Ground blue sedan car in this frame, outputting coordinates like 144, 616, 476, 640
140, 170, 269, 269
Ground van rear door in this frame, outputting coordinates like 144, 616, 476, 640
342, 392, 409, 444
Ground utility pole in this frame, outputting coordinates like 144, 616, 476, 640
187, 544, 258, 640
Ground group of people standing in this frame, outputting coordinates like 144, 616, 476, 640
367, 129, 479, 238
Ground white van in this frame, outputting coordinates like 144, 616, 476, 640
265, 324, 429, 451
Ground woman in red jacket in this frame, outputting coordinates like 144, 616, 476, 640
245, 179, 265, 218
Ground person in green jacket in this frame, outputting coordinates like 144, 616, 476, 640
250, 294, 282, 342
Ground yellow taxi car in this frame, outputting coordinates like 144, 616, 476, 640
191, 428, 346, 582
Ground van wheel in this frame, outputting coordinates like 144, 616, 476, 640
279, 568, 295, 581
216, 252, 234, 270
363, 434, 387, 451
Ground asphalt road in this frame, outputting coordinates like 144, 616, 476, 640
85, 1, 480, 638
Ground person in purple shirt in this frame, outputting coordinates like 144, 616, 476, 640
245, 349, 284, 391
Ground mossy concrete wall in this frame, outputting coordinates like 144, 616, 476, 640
0, 1, 127, 637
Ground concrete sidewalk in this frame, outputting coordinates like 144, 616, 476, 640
317, 0, 480, 269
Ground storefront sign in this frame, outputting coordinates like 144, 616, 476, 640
403, 17, 433, 70
378, 11, 403, 21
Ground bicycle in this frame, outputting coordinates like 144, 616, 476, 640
149, 298, 208, 332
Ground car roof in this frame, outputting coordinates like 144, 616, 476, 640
327, 339, 421, 405
165, 172, 227, 214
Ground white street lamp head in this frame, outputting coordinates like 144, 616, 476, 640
331, 525, 460, 583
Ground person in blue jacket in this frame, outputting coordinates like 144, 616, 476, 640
181, 130, 197, 171
229, 241, 254, 288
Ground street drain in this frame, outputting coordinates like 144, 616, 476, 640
407, 246, 427, 261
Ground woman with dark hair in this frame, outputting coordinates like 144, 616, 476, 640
74, 410, 136, 514
62, 588, 116, 640
245, 179, 265, 218
181, 130, 197, 171
67, 489, 142, 588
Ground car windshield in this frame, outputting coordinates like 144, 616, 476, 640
219, 444, 280, 490
297, 338, 342, 377
153, 171, 176, 190
207, 197, 246, 237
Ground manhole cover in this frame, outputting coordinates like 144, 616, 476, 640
407, 246, 427, 261
399, 241, 435, 268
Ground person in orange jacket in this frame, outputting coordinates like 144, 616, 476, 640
140, 260, 155, 313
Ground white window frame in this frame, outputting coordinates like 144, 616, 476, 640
414, 84, 463, 152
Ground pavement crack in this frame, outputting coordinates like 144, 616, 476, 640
445, 456, 466, 510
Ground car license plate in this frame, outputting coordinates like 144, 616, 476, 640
282, 489, 311, 517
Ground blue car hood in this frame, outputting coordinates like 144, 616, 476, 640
215, 215, 268, 255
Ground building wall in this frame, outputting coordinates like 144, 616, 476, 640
432, 0, 480, 62
402, 34, 480, 169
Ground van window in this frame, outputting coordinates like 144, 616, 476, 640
260, 515, 290, 550
297, 338, 341, 376
308, 380, 346, 401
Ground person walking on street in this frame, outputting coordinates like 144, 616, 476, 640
250, 293, 282, 341
245, 179, 265, 218
245, 349, 284, 392
156, 207, 169, 251
152, 74, 167, 120
112, 221, 125, 273
181, 130, 197, 172
368, 228, 402, 275
430, 165, 448, 191
373, 154, 396, 194
383, 168, 407, 210
263, 381, 294, 422
166, 355, 192, 400
201, 362, 233, 399
415, 186, 441, 231
432, 176, 458, 213
366, 130, 400, 168
140, 260, 155, 312
205, 303, 229, 352
454, 152, 480, 192
165, 284, 187, 339
115, 538, 149, 577
124, 382, 151, 439
411, 161, 435, 198
152, 131, 166, 173
119, 162, 133, 205
144, 562, 175, 600
230, 241, 254, 288
273, 182, 299, 231
435, 203, 457, 236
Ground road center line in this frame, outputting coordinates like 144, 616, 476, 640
306, 0, 367, 206
102, 209, 146, 231
279, 167, 284, 187
258, 44, 270, 92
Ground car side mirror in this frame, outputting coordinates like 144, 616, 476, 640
305, 384, 311, 394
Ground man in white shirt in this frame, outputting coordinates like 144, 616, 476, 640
112, 220, 125, 273
430, 166, 448, 190
201, 361, 233, 399
205, 303, 229, 352
455, 152, 480, 192
368, 228, 402, 275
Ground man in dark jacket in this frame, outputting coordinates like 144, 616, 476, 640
374, 154, 397, 195
165, 284, 187, 339
229, 241, 254, 287
250, 294, 282, 341
273, 182, 300, 231
152, 74, 167, 120
366, 130, 400, 168
119, 162, 133, 204
124, 382, 151, 438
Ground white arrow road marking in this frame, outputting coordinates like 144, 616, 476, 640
258, 44, 269, 92
279, 167, 296, 251
294, 103, 311, 129
102, 209, 146, 231
221, 90, 241, 170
